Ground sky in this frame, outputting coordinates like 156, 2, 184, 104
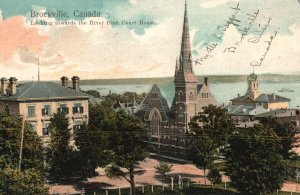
0, 0, 299, 81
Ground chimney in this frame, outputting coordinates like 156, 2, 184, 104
71, 76, 80, 91
9, 77, 17, 95
1, 77, 7, 96
272, 93, 276, 100
61, 76, 68, 87
238, 93, 240, 98
204, 77, 208, 86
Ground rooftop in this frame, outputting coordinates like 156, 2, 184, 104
255, 94, 290, 103
0, 82, 90, 101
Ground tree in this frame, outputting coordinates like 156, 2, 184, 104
0, 112, 46, 194
207, 168, 222, 185
48, 112, 74, 181
154, 162, 173, 186
225, 124, 289, 195
83, 90, 101, 98
192, 105, 236, 148
187, 105, 235, 184
260, 117, 297, 160
186, 134, 215, 184
104, 110, 150, 195
0, 167, 47, 195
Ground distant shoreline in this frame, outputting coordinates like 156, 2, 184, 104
79, 74, 300, 85
19, 74, 300, 85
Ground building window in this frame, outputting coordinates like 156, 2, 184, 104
201, 93, 209, 99
150, 109, 161, 136
73, 120, 84, 131
73, 103, 84, 114
27, 105, 36, 117
73, 125, 82, 130
29, 122, 36, 131
152, 93, 158, 98
57, 104, 69, 114
42, 123, 50, 136
178, 90, 184, 101
189, 92, 194, 100
42, 105, 51, 116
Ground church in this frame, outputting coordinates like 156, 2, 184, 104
134, 2, 216, 159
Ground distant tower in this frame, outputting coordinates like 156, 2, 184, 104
247, 73, 260, 99
171, 1, 198, 131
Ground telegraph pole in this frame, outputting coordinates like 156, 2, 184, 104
18, 116, 25, 171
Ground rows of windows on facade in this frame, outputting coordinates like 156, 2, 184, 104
0, 76, 90, 137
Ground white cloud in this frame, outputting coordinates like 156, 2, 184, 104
129, 0, 137, 4
200, 0, 239, 8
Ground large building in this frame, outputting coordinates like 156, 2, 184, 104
139, 2, 215, 132
226, 73, 292, 126
0, 76, 90, 137
230, 73, 290, 110
123, 2, 216, 160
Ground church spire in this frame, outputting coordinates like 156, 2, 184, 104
175, 58, 179, 75
179, 0, 193, 73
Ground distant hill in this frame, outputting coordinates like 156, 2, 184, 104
79, 74, 300, 85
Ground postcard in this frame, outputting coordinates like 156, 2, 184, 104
0, 0, 300, 194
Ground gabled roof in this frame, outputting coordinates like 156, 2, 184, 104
197, 84, 203, 92
0, 82, 90, 101
137, 84, 170, 119
255, 94, 290, 103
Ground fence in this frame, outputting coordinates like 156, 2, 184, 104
78, 182, 300, 195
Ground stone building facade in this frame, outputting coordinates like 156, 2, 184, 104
0, 76, 90, 138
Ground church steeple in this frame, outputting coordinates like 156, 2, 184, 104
179, 0, 193, 73
175, 58, 179, 76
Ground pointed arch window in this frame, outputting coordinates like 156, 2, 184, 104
178, 90, 184, 101
189, 91, 194, 100
149, 108, 162, 136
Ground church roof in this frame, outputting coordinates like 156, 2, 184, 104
0, 82, 90, 101
137, 84, 169, 119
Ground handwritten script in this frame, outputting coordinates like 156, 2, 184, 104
195, 3, 241, 65
250, 30, 278, 67
194, 3, 278, 69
